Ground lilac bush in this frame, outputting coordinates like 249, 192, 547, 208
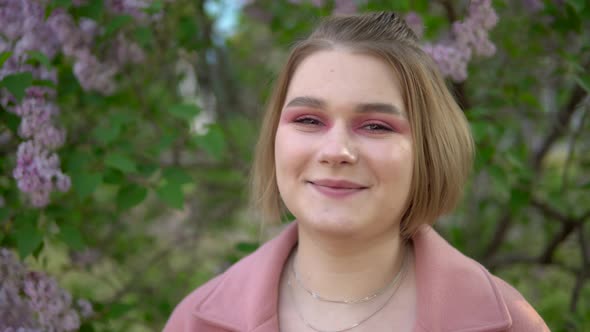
0, 0, 150, 207
420, 0, 498, 82
0, 248, 93, 332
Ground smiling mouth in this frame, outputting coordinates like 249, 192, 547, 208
306, 181, 368, 198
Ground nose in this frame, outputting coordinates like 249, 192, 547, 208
318, 124, 358, 166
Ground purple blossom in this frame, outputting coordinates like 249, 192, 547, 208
2, 0, 154, 208
522, 0, 544, 12
405, 11, 424, 39
105, 0, 152, 22
423, 43, 470, 82
1, 249, 91, 331
76, 299, 94, 318
73, 52, 118, 94
333, 0, 358, 15
0, 0, 26, 40
12, 141, 70, 207
288, 0, 324, 7
110, 33, 146, 65
422, 0, 498, 82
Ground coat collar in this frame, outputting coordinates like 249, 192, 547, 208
192, 222, 512, 332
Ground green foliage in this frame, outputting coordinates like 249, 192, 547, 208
0, 72, 33, 101
2, 0, 589, 331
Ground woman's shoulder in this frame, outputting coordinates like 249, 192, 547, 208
162, 273, 226, 332
163, 223, 299, 331
490, 275, 550, 332
413, 226, 549, 331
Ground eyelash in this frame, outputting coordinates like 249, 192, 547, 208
293, 116, 394, 132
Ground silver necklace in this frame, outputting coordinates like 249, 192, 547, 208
287, 248, 408, 332
291, 248, 407, 304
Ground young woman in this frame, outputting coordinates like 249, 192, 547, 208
164, 12, 549, 332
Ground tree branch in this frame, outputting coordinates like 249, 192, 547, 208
531, 197, 574, 225
488, 253, 577, 274
533, 84, 588, 172
539, 221, 578, 264
482, 211, 511, 261
569, 225, 589, 312
484, 75, 589, 261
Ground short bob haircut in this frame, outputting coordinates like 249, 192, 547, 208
250, 12, 474, 239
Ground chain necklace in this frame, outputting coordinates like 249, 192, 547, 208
291, 248, 407, 304
287, 248, 408, 332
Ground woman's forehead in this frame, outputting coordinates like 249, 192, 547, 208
285, 50, 405, 113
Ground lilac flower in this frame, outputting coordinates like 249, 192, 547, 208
1, 249, 91, 331
333, 0, 358, 15
12, 141, 70, 207
0, 0, 26, 40
76, 299, 94, 318
405, 11, 424, 39
288, 0, 324, 7
522, 0, 544, 12
105, 0, 151, 21
73, 53, 118, 94
110, 33, 146, 65
421, 0, 498, 82
423, 43, 470, 82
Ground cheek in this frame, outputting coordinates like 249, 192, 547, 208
364, 139, 413, 178
274, 126, 312, 179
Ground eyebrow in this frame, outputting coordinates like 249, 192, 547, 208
284, 96, 405, 118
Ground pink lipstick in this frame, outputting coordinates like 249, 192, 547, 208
308, 179, 367, 198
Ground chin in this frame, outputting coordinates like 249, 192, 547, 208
301, 214, 367, 237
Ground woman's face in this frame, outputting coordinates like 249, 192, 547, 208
274, 50, 413, 239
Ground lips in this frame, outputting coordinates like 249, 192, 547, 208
307, 179, 368, 198
308, 179, 367, 189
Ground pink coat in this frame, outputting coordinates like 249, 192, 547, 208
163, 223, 549, 332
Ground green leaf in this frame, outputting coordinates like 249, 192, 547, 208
133, 26, 153, 48
31, 79, 57, 89
0, 51, 13, 68
105, 302, 134, 319
193, 124, 226, 160
470, 122, 489, 143
15, 224, 43, 259
144, 0, 163, 15
138, 164, 158, 178
78, 323, 95, 332
73, 0, 104, 20
0, 207, 9, 223
104, 153, 137, 173
0, 109, 21, 134
168, 103, 201, 120
235, 242, 259, 253
51, 0, 72, 6
0, 72, 34, 101
59, 224, 85, 250
117, 184, 148, 210
93, 122, 121, 145
576, 74, 590, 93
509, 187, 531, 212
163, 167, 192, 185
567, 0, 585, 12
72, 172, 102, 198
104, 15, 133, 37
156, 182, 184, 210
25, 51, 52, 68
178, 16, 200, 50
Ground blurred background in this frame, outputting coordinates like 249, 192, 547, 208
0, 0, 589, 331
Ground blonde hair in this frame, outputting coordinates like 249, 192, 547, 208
250, 12, 474, 239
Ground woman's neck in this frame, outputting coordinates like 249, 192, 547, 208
294, 224, 406, 302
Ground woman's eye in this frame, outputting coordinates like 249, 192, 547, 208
362, 123, 393, 132
294, 117, 322, 126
